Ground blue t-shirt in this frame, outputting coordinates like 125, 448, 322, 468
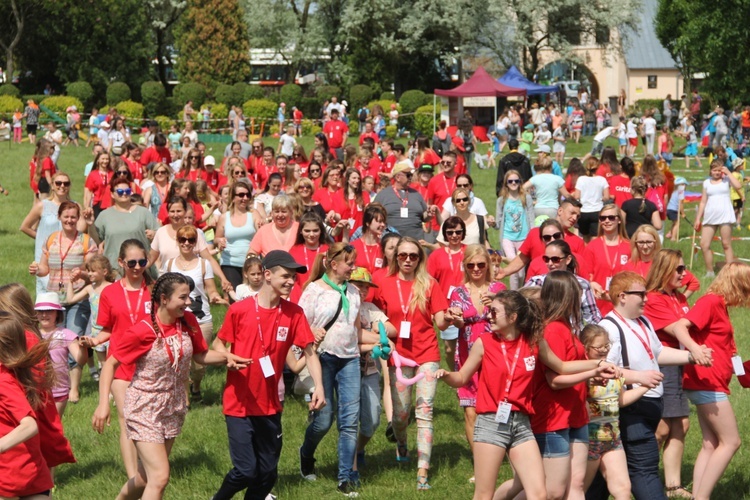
502, 198, 530, 241
530, 173, 565, 209
552, 160, 563, 178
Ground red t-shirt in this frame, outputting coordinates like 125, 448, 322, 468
427, 173, 457, 231
359, 131, 379, 146
110, 312, 207, 366
0, 366, 54, 498
139, 146, 171, 166
608, 174, 632, 207
204, 170, 228, 192
583, 237, 630, 315
29, 158, 57, 194
360, 157, 382, 180
683, 294, 736, 394
312, 187, 340, 213
414, 149, 441, 168
122, 156, 144, 183
293, 109, 303, 124
218, 297, 315, 416
373, 275, 448, 365
623, 260, 700, 293
157, 199, 205, 229
176, 168, 208, 183
323, 119, 349, 149
410, 182, 429, 200
85, 170, 114, 206
98, 281, 152, 381
289, 244, 328, 286
331, 191, 370, 233
595, 164, 613, 178
426, 246, 465, 299
382, 152, 397, 174
476, 334, 538, 415
646, 184, 667, 220
519, 227, 586, 262
644, 291, 689, 348
455, 154, 467, 175
531, 320, 589, 433
351, 239, 384, 274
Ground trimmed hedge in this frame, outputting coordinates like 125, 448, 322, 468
116, 100, 145, 128
385, 125, 398, 139
349, 85, 375, 112
399, 89, 429, 132
107, 82, 131, 106
414, 103, 440, 137
0, 84, 21, 99
367, 100, 398, 115
280, 84, 302, 108
242, 99, 277, 121
141, 81, 166, 118
155, 115, 174, 132
173, 82, 207, 108
380, 91, 396, 101
40, 96, 83, 121
23, 95, 47, 106
348, 121, 359, 135
215, 84, 235, 107
0, 95, 23, 115
65, 82, 94, 107
243, 85, 264, 102
316, 85, 342, 100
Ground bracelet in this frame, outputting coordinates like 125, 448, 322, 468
597, 359, 604, 367
688, 352, 695, 364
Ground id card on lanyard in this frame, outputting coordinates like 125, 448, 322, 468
495, 341, 521, 424
121, 280, 146, 325
254, 297, 281, 378
396, 279, 412, 339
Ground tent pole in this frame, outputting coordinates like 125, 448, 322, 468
433, 94, 436, 133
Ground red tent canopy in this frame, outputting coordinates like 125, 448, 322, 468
434, 67, 526, 97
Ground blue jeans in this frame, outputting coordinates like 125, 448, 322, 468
584, 121, 595, 136
359, 372, 381, 438
300, 353, 360, 483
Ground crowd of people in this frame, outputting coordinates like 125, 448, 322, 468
2, 97, 750, 500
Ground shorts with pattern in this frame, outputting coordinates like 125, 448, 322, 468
588, 437, 622, 460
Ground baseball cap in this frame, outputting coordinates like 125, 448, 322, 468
100, 121, 111, 129
534, 145, 551, 154
203, 155, 216, 166
392, 162, 414, 176
674, 176, 688, 186
418, 164, 435, 173
349, 267, 378, 287
262, 250, 307, 273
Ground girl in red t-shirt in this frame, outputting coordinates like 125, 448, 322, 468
674, 262, 750, 500
93, 273, 248, 499
84, 151, 114, 216
29, 139, 56, 198
289, 211, 331, 290
436, 289, 612, 500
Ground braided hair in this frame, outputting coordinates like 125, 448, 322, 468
150, 272, 196, 337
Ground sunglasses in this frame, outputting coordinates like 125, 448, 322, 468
507, 179, 521, 185
445, 229, 464, 236
466, 262, 487, 270
178, 237, 197, 244
54, 180, 71, 187
253, 146, 262, 149
154, 170, 169, 176
635, 240, 655, 246
397, 252, 420, 262
542, 232, 563, 242
599, 214, 619, 222
622, 290, 647, 299
125, 258, 148, 269
233, 171, 245, 176
235, 192, 250, 198
455, 197, 469, 203
189, 155, 200, 159
116, 170, 130, 176
456, 183, 470, 188
675, 265, 687, 274
309, 169, 321, 174
402, 172, 413, 178
297, 185, 312, 191
115, 188, 133, 197
542, 255, 565, 264
440, 161, 455, 166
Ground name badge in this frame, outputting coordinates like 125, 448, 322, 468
495, 401, 512, 424
400, 207, 408, 218
348, 218, 356, 228
399, 321, 411, 339
732, 355, 745, 376
259, 355, 275, 378
605, 276, 613, 291
374, 257, 384, 268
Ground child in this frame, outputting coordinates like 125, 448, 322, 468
730, 159, 746, 228
580, 324, 647, 500
362, 175, 377, 198
35, 293, 87, 417
12, 108, 23, 144
230, 255, 263, 301
278, 125, 297, 158
617, 116, 627, 157
195, 179, 217, 245
66, 255, 116, 377
0, 312, 54, 499
85, 107, 99, 147
684, 117, 701, 169
520, 124, 534, 157
666, 177, 688, 241
168, 123, 182, 152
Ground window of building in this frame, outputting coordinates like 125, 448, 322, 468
648, 75, 658, 89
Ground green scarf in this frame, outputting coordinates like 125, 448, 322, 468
322, 273, 349, 318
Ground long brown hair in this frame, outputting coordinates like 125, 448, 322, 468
493, 290, 544, 345
304, 242, 357, 290
0, 283, 41, 338
0, 312, 52, 409
645, 249, 683, 292
541, 270, 582, 334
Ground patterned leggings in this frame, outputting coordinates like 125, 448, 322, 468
389, 362, 439, 470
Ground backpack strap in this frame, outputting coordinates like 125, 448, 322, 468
601, 316, 633, 390
167, 258, 174, 273
477, 214, 486, 245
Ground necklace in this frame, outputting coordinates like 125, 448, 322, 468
175, 255, 195, 271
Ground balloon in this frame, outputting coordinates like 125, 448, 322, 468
391, 350, 425, 386
372, 321, 392, 360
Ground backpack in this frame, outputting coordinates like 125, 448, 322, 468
358, 108, 368, 122
46, 232, 91, 256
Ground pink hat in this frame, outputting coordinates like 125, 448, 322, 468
35, 292, 64, 311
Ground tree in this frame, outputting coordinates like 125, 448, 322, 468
146, 0, 188, 90
0, 0, 42, 83
175, 0, 251, 90
471, 0, 641, 79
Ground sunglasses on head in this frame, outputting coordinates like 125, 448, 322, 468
542, 255, 564, 264
542, 232, 563, 242
466, 262, 486, 270
507, 179, 521, 185
622, 290, 647, 299
115, 188, 132, 197
235, 192, 250, 198
397, 252, 420, 262
178, 237, 197, 244
599, 214, 619, 222
125, 258, 148, 269
455, 197, 469, 203
445, 229, 464, 236
54, 180, 71, 187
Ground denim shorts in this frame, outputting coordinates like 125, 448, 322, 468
535, 424, 589, 458
473, 412, 535, 449
685, 390, 728, 405
440, 324, 459, 341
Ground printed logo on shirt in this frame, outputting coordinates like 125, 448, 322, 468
276, 326, 289, 342
620, 255, 628, 265
524, 356, 536, 371
144, 301, 152, 314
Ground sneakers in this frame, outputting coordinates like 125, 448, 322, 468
299, 447, 317, 481
90, 368, 100, 382
337, 480, 360, 497
396, 443, 410, 463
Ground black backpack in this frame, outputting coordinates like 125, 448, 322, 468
358, 108, 368, 122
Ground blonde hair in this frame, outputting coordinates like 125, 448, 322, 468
629, 225, 661, 263
706, 262, 750, 307
387, 236, 433, 313
580, 324, 609, 350
499, 169, 529, 208
462, 244, 492, 283
645, 249, 683, 292
304, 242, 357, 290
596, 203, 629, 239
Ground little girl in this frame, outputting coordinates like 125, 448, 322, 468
35, 293, 87, 417
66, 255, 116, 372
230, 256, 263, 301
168, 124, 182, 152
0, 312, 54, 499
580, 324, 647, 500
496, 169, 534, 289
195, 179, 217, 245
12, 108, 23, 144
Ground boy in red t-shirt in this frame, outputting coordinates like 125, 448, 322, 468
211, 251, 325, 500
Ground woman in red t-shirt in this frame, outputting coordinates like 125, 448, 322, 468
674, 263, 750, 500
84, 151, 114, 217
436, 288, 612, 500
643, 249, 710, 498
176, 147, 207, 182
351, 204, 386, 275
93, 273, 247, 499
373, 236, 457, 490
289, 211, 331, 291
331, 168, 370, 234
583, 204, 631, 315
29, 139, 56, 199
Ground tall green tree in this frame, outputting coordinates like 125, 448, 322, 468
146, 0, 188, 90
0, 0, 43, 84
175, 0, 251, 89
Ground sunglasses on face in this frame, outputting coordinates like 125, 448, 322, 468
507, 179, 521, 185
599, 214, 619, 222
542, 255, 565, 264
309, 169, 321, 174
675, 265, 686, 274
397, 252, 420, 262
445, 229, 464, 236
178, 237, 197, 244
455, 197, 469, 203
189, 156, 200, 160
115, 188, 133, 197
235, 192, 250, 198
233, 171, 245, 176
456, 183, 470, 188
54, 180, 71, 187
116, 171, 129, 176
542, 232, 563, 242
466, 262, 487, 270
125, 258, 148, 269
635, 240, 655, 246
154, 170, 168, 176
297, 186, 312, 191
622, 290, 647, 299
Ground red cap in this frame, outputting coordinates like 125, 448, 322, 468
453, 135, 465, 152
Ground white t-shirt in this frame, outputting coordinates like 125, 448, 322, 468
593, 126, 616, 143
161, 257, 214, 323
151, 225, 208, 264
601, 312, 664, 398
626, 121, 638, 138
617, 123, 626, 140
575, 175, 609, 212
441, 194, 488, 217
535, 130, 551, 145
279, 133, 296, 157
643, 117, 657, 135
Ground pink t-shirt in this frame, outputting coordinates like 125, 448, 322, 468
249, 221, 300, 255
150, 225, 208, 263
42, 327, 78, 399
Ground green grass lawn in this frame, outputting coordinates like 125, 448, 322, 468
0, 132, 749, 499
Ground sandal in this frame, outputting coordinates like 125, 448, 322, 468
417, 475, 431, 491
665, 485, 692, 498
396, 443, 410, 463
